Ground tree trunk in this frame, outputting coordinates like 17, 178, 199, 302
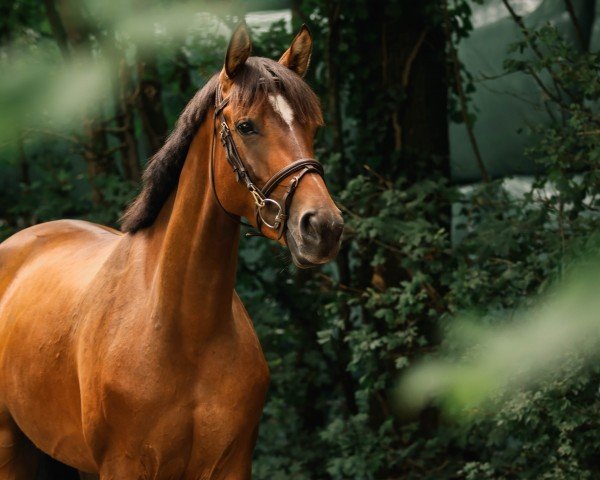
17, 132, 30, 186
42, 0, 70, 58
348, 1, 449, 179
333, 2, 451, 461
114, 59, 141, 182
135, 58, 168, 156
325, 0, 358, 417
47, 0, 114, 205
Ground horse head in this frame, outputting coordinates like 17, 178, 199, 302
211, 23, 344, 267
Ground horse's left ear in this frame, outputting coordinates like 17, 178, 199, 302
279, 25, 312, 77
224, 22, 252, 78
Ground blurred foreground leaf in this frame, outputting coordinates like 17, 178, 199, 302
395, 258, 600, 418
0, 0, 230, 147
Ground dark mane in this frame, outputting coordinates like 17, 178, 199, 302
120, 57, 323, 233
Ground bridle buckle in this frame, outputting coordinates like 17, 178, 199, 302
219, 122, 230, 145
249, 187, 265, 208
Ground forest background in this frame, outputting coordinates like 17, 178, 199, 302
0, 0, 599, 478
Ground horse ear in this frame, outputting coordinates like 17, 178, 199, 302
279, 24, 312, 77
224, 22, 252, 78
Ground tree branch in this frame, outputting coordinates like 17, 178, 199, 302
42, 0, 71, 59
393, 27, 430, 150
443, 1, 489, 182
563, 0, 586, 51
500, 0, 566, 100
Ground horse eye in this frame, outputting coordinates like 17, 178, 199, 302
236, 121, 256, 136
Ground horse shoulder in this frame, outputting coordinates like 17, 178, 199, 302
231, 291, 270, 392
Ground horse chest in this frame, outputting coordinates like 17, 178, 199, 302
82, 315, 269, 478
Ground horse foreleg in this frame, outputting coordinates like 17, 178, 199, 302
0, 411, 40, 480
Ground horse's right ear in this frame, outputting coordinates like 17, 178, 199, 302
224, 23, 252, 79
279, 25, 312, 77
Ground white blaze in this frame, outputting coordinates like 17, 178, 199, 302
268, 94, 295, 128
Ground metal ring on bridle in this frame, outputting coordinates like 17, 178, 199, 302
257, 198, 283, 229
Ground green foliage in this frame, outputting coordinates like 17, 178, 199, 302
246, 7, 600, 480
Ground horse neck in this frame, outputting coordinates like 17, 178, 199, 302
141, 116, 240, 355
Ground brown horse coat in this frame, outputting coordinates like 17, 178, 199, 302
0, 24, 342, 479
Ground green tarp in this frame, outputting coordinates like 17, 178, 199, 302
451, 0, 599, 183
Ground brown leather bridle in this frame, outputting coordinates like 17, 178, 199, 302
211, 86, 324, 239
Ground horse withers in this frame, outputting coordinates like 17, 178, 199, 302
0, 24, 342, 479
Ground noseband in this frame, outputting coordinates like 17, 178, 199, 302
211, 87, 324, 239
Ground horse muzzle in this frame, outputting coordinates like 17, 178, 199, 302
286, 208, 344, 268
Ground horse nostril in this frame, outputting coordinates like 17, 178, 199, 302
299, 210, 319, 238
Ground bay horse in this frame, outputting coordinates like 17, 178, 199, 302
0, 24, 343, 479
